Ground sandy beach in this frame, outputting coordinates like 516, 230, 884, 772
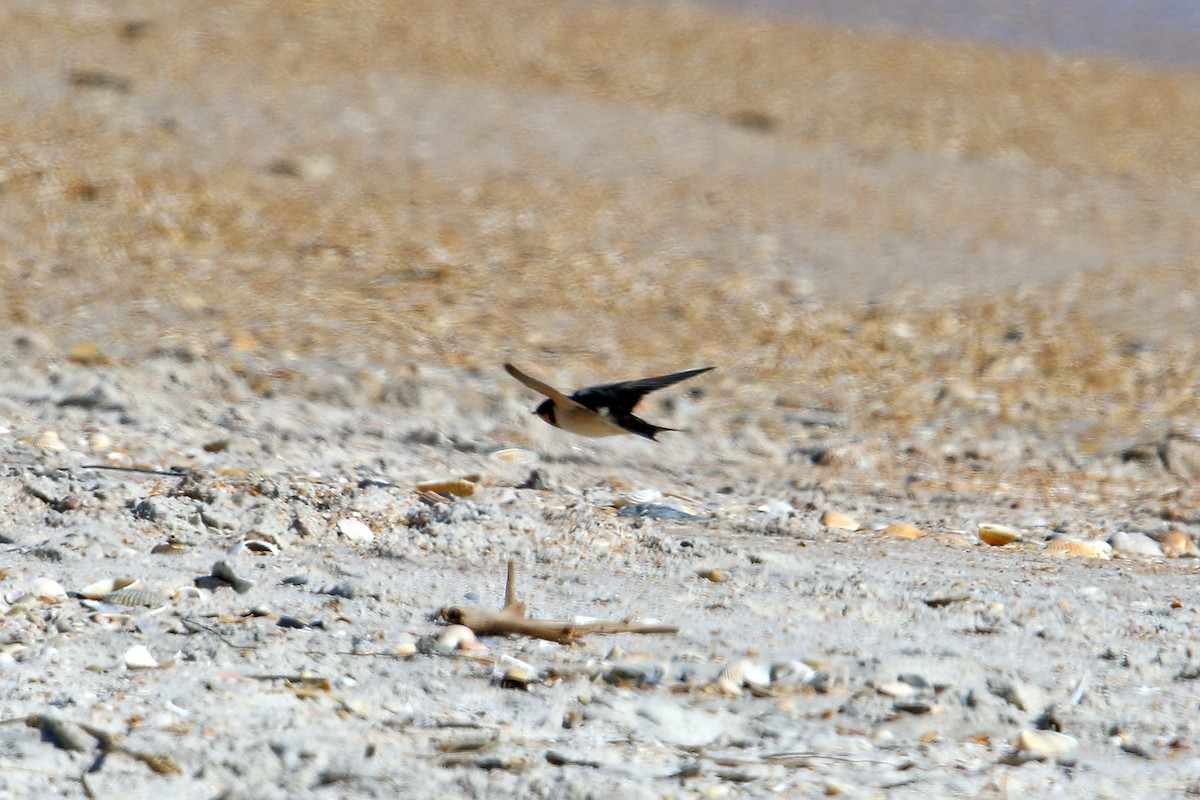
2, 1, 1199, 797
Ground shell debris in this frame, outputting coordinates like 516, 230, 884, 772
1045, 538, 1112, 559
1153, 529, 1199, 558
697, 568, 730, 583
489, 447, 537, 464
713, 659, 773, 696
880, 523, 923, 539
336, 517, 374, 544
1013, 729, 1078, 760
978, 523, 1022, 547
1106, 531, 1164, 557
79, 577, 141, 600
415, 478, 477, 498
104, 587, 168, 608
124, 644, 177, 670
820, 509, 862, 531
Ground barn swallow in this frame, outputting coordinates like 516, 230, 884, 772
504, 362, 714, 440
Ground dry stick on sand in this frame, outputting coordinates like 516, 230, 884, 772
440, 560, 679, 645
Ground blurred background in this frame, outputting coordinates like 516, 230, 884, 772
1, 0, 1197, 445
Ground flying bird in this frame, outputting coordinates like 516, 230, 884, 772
504, 362, 714, 440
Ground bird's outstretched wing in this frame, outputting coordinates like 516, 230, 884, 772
504, 363, 585, 409
571, 366, 714, 415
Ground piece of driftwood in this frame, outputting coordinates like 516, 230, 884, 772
439, 561, 679, 645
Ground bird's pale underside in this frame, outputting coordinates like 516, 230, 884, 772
504, 362, 714, 440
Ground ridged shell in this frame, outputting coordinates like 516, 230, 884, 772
978, 523, 1022, 546
1014, 729, 1078, 758
1046, 538, 1112, 559
1153, 529, 1198, 558
627, 488, 664, 504
820, 510, 862, 531
715, 659, 772, 695
880, 523, 923, 539
80, 578, 141, 600
104, 587, 168, 607
416, 479, 476, 498
1106, 531, 1164, 557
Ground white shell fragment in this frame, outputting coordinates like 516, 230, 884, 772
715, 659, 772, 696
79, 578, 141, 600
1014, 729, 1079, 760
30, 578, 68, 604
124, 645, 177, 670
489, 448, 537, 464
336, 518, 374, 544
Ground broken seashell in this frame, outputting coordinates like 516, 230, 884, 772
336, 518, 374, 544
1153, 529, 1198, 558
820, 510, 862, 531
697, 568, 729, 583
124, 644, 176, 670
436, 624, 483, 652
978, 523, 1022, 547
715, 659, 772, 696
35, 431, 66, 451
770, 660, 817, 689
171, 586, 206, 601
241, 539, 279, 555
79, 578, 140, 600
876, 679, 917, 699
1046, 538, 1112, 559
1014, 729, 1078, 759
30, 578, 68, 604
627, 488, 664, 504
393, 633, 417, 657
500, 666, 537, 690
489, 447, 536, 464
415, 479, 476, 498
880, 523, 923, 539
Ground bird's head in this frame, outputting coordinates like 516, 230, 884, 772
534, 399, 556, 426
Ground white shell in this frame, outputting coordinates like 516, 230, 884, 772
79, 578, 141, 600
436, 624, 479, 650
716, 659, 772, 694
770, 660, 817, 688
489, 448, 537, 464
336, 518, 374, 544
30, 578, 68, 603
1014, 729, 1078, 759
124, 645, 160, 670
1106, 531, 1164, 557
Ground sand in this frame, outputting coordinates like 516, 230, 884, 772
2, 1, 1199, 797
